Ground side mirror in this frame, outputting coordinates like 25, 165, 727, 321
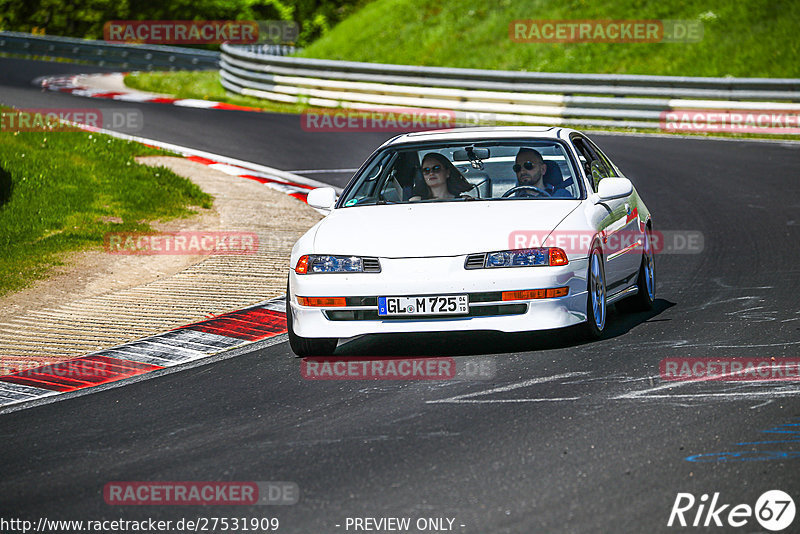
306, 187, 337, 210
593, 178, 633, 204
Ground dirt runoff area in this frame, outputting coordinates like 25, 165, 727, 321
0, 156, 322, 375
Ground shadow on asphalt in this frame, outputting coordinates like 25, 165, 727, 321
335, 298, 675, 357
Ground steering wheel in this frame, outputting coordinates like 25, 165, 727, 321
502, 185, 552, 198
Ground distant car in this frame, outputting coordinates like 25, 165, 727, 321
286, 127, 655, 356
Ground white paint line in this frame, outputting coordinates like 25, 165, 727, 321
430, 397, 581, 404
625, 391, 800, 401
172, 99, 219, 108
616, 361, 800, 400
289, 168, 360, 174
111, 93, 165, 102
426, 371, 588, 404
0, 383, 57, 398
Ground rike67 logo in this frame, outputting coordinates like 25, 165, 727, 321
668, 490, 795, 531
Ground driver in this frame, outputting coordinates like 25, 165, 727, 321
512, 148, 570, 197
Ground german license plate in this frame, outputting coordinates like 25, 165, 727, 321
378, 295, 468, 316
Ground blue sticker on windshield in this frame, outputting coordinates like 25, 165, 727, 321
345, 199, 358, 206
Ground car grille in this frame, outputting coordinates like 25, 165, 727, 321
362, 257, 381, 272
464, 253, 487, 269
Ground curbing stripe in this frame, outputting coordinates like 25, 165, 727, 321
39, 73, 266, 113
147, 330, 245, 352
182, 307, 287, 341
0, 383, 59, 402
0, 355, 164, 392
0, 297, 288, 411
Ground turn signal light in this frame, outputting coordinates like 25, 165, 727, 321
549, 248, 569, 266
297, 296, 347, 307
501, 287, 569, 301
295, 255, 310, 274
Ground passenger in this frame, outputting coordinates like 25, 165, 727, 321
512, 148, 571, 197
409, 153, 473, 201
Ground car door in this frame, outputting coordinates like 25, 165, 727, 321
571, 134, 638, 288
588, 138, 645, 283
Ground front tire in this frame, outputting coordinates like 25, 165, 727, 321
286, 284, 338, 357
619, 228, 656, 312
582, 245, 607, 339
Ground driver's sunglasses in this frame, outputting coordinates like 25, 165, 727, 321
422, 164, 442, 174
513, 161, 539, 173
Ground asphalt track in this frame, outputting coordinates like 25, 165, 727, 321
2, 58, 800, 533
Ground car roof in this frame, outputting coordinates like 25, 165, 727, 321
380, 126, 578, 148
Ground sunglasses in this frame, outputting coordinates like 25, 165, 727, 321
422, 164, 443, 174
513, 161, 541, 173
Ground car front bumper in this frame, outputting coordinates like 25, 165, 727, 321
289, 256, 589, 338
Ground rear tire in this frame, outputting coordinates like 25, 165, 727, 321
286, 283, 338, 357
619, 228, 656, 312
582, 245, 606, 339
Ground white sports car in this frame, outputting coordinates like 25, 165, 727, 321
287, 127, 655, 356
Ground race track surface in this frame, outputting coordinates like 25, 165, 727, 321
1, 58, 800, 533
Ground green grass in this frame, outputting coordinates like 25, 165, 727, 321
0, 111, 213, 296
122, 0, 800, 141
300, 0, 800, 77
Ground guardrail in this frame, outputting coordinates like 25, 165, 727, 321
0, 31, 220, 70
220, 43, 800, 130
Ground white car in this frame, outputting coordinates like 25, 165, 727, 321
286, 127, 655, 356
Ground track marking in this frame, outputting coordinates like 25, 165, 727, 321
615, 367, 800, 401
426, 372, 587, 404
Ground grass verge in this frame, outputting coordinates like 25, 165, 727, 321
300, 0, 800, 77
0, 108, 212, 296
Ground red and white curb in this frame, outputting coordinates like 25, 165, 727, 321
64, 122, 342, 204
36, 72, 267, 112
0, 297, 287, 411
35, 73, 341, 202
0, 83, 339, 412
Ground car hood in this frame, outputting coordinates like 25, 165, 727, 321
312, 201, 581, 258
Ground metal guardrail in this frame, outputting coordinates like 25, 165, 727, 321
220, 43, 800, 129
0, 31, 219, 70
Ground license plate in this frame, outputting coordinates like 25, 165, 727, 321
378, 295, 468, 316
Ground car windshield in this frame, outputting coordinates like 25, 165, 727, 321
339, 141, 581, 207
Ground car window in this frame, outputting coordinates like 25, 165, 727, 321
339, 141, 582, 207
572, 135, 613, 192
586, 139, 625, 181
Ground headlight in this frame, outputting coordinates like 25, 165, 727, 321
481, 248, 569, 268
295, 255, 364, 274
